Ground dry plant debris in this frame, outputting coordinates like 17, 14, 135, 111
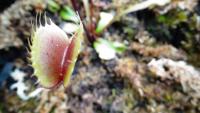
148, 58, 200, 97
131, 42, 186, 60
115, 57, 145, 96
155, 0, 198, 14
0, 0, 34, 49
36, 87, 67, 113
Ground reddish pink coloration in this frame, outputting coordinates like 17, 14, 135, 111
31, 18, 83, 88
39, 33, 70, 88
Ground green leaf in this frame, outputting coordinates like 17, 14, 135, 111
60, 6, 78, 23
95, 12, 114, 34
112, 42, 127, 53
94, 38, 126, 60
158, 15, 166, 23
47, 0, 60, 13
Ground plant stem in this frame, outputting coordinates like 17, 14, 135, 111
70, 0, 96, 44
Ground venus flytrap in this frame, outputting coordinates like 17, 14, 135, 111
94, 38, 127, 60
60, 6, 79, 23
95, 12, 114, 34
67, 0, 126, 60
29, 14, 83, 89
47, 0, 60, 13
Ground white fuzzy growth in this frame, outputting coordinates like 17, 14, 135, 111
10, 69, 43, 100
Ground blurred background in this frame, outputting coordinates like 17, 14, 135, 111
0, 0, 200, 113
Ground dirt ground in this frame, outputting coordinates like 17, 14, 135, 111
0, 0, 200, 113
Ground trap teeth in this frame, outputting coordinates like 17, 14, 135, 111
29, 14, 84, 89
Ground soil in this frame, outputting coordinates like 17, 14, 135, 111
0, 0, 200, 113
